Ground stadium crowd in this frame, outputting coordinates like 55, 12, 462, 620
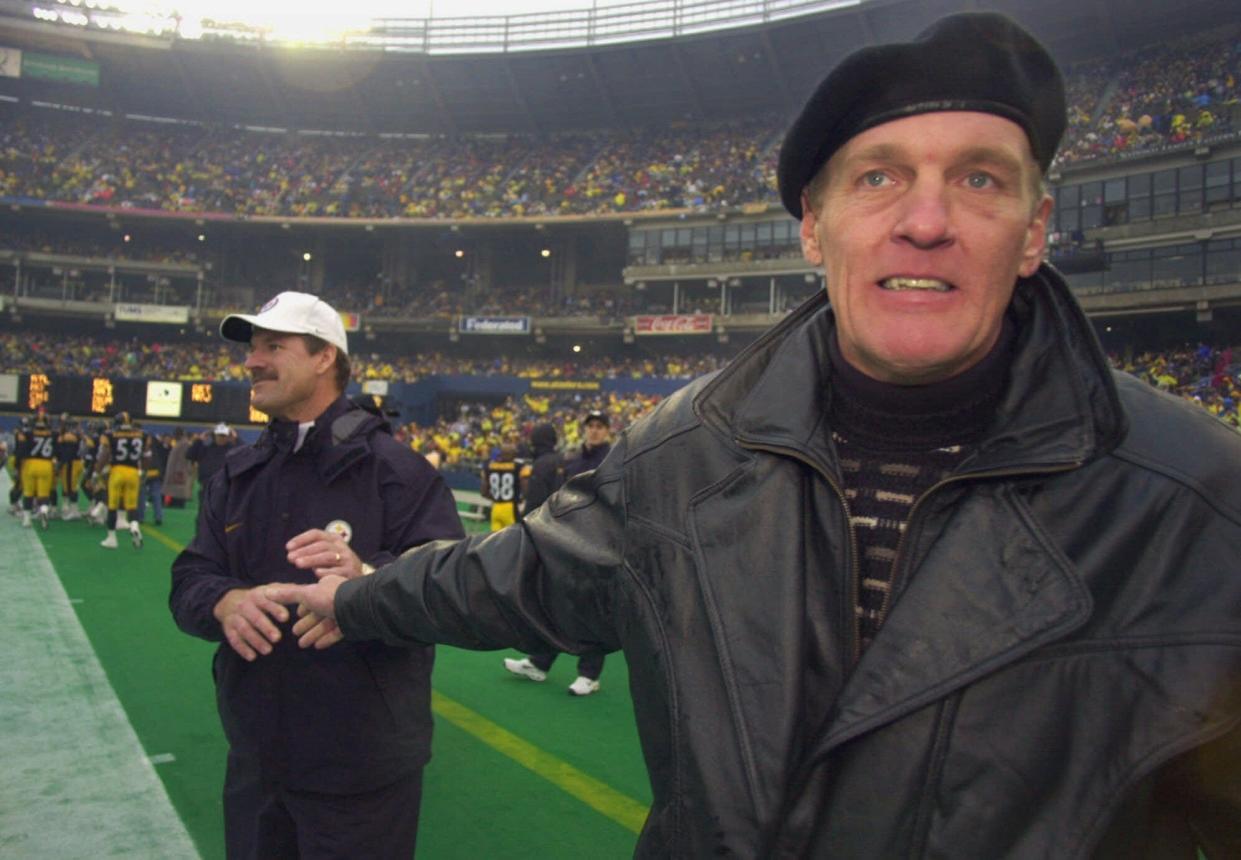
1114, 343, 1240, 429
2, 29, 1238, 219
2, 332, 1237, 432
399, 390, 664, 470
0, 331, 728, 382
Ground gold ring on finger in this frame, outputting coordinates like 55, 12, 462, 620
335, 552, 341, 563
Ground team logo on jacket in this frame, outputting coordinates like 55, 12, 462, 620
325, 519, 353, 544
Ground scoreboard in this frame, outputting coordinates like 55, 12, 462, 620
5, 373, 266, 424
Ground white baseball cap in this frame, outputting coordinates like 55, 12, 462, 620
220, 291, 349, 355
213, 422, 231, 435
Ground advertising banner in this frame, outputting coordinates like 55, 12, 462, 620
340, 311, 361, 332
529, 379, 601, 392
114, 303, 190, 324
632, 314, 713, 335
459, 316, 531, 335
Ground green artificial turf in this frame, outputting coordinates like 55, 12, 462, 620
36, 503, 649, 859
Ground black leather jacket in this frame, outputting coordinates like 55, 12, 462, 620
338, 266, 1241, 857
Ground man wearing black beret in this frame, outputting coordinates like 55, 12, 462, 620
271, 13, 1241, 857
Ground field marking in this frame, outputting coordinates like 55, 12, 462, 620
144, 524, 187, 554
0, 472, 199, 859
151, 525, 649, 834
431, 691, 649, 834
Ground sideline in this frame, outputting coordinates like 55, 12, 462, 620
148, 521, 651, 837
0, 473, 199, 858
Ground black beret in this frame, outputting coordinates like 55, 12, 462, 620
778, 12, 1066, 219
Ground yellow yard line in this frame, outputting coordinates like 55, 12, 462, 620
431, 691, 649, 834
143, 525, 185, 554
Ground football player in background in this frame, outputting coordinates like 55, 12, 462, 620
55, 413, 86, 521
81, 419, 109, 525
480, 441, 528, 532
5, 419, 22, 516
16, 412, 57, 529
96, 411, 145, 549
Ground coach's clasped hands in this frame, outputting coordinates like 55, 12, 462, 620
274, 527, 363, 650
214, 528, 362, 658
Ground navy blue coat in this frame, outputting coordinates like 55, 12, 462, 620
170, 396, 463, 794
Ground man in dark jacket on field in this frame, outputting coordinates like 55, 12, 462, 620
271, 15, 1241, 858
170, 291, 462, 859
187, 422, 240, 504
504, 411, 613, 696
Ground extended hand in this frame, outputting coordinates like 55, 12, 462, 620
265, 576, 347, 650
291, 604, 344, 651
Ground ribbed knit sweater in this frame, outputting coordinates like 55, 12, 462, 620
826, 320, 1015, 653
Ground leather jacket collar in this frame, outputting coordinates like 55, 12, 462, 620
694, 263, 1127, 480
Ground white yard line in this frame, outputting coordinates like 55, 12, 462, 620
0, 472, 200, 859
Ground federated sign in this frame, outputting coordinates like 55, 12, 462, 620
633, 314, 713, 335
21, 51, 99, 87
114, 303, 190, 324
459, 316, 531, 335
339, 311, 361, 332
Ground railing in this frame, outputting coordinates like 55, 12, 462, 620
12, 0, 862, 54
363, 0, 859, 53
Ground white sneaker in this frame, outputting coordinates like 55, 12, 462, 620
568, 676, 601, 697
503, 657, 547, 682
37, 505, 50, 530
62, 507, 81, 522
130, 523, 143, 549
21, 511, 31, 528
100, 533, 118, 549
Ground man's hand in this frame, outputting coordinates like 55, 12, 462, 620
291, 604, 344, 651
212, 586, 291, 661
286, 529, 365, 579
265, 576, 346, 650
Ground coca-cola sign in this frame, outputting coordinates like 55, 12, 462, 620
632, 314, 713, 335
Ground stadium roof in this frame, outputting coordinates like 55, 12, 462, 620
0, 0, 1231, 134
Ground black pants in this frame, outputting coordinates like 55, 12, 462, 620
223, 750, 423, 860
528, 650, 605, 680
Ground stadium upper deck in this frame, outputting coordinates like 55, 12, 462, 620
0, 0, 1236, 136
0, 0, 1238, 348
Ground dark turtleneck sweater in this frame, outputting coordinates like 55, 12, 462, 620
827, 318, 1015, 653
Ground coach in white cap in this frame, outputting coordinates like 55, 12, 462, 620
220, 291, 351, 417
173, 291, 463, 859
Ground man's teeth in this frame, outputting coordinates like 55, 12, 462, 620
880, 277, 952, 292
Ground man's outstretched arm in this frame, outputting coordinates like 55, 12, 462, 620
269, 447, 628, 657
